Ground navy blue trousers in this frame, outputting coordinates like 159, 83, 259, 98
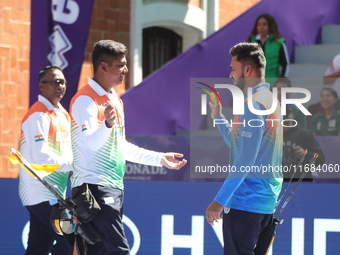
25, 201, 73, 255
85, 184, 130, 255
223, 208, 272, 255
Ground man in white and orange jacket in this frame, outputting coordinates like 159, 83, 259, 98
18, 65, 73, 255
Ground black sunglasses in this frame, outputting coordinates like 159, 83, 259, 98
41, 80, 68, 88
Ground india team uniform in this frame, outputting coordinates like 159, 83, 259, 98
214, 83, 283, 254
18, 95, 73, 255
70, 78, 163, 254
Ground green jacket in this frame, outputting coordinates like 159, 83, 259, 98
250, 35, 286, 85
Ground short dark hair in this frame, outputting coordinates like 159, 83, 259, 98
229, 42, 266, 76
38, 65, 63, 82
92, 40, 128, 74
275, 77, 291, 87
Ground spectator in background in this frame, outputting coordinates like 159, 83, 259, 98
275, 77, 307, 128
282, 109, 325, 182
308, 55, 340, 128
324, 54, 340, 97
311, 88, 340, 136
247, 14, 289, 89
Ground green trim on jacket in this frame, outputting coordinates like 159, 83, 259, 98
250, 35, 285, 85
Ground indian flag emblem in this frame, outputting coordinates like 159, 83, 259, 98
82, 124, 87, 132
34, 135, 44, 142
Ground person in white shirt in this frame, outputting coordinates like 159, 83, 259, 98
18, 65, 73, 255
324, 54, 340, 97
70, 40, 187, 255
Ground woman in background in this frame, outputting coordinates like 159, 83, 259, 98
323, 54, 340, 97
311, 88, 340, 136
247, 14, 289, 88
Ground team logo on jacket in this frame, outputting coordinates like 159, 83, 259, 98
34, 135, 44, 142
114, 128, 123, 137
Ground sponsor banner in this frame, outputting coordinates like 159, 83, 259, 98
1, 179, 340, 255
30, 0, 94, 110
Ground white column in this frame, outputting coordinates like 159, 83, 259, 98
206, 0, 219, 36
129, 0, 143, 87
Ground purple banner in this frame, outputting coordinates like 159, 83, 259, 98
122, 0, 340, 136
29, 0, 94, 110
